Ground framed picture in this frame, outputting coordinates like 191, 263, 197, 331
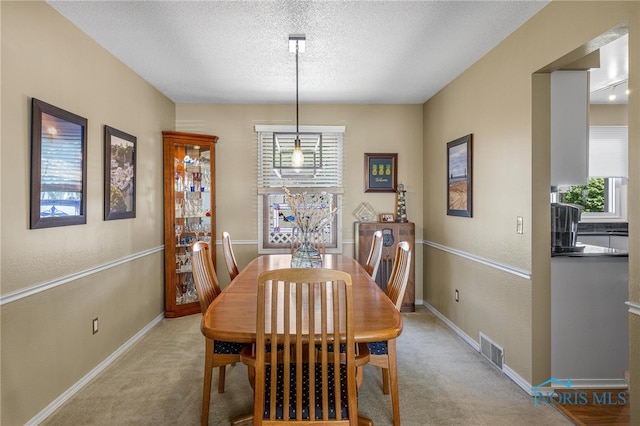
30, 98, 87, 229
104, 125, 136, 220
380, 213, 395, 222
364, 153, 397, 193
447, 134, 472, 217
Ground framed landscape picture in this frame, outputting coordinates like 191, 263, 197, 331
364, 153, 397, 193
104, 125, 136, 220
30, 98, 88, 229
447, 134, 472, 217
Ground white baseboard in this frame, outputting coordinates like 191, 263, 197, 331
551, 378, 628, 389
422, 302, 629, 395
422, 302, 533, 395
26, 313, 165, 426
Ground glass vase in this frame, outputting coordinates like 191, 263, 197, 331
290, 232, 323, 268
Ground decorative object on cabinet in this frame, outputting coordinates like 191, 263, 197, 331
353, 202, 376, 222
355, 222, 415, 312
447, 134, 472, 217
395, 182, 407, 222
380, 213, 394, 223
104, 125, 136, 220
30, 98, 87, 229
163, 131, 218, 318
364, 153, 397, 193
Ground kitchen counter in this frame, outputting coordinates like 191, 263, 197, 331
551, 254, 629, 385
552, 243, 628, 257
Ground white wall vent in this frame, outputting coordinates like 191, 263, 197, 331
479, 332, 504, 370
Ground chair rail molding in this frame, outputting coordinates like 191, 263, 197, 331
423, 240, 532, 280
0, 246, 164, 305
626, 301, 640, 316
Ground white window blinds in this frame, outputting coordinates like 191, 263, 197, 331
256, 125, 345, 191
589, 126, 628, 177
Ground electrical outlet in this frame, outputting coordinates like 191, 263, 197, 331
455, 289, 459, 302
516, 216, 524, 234
92, 318, 99, 335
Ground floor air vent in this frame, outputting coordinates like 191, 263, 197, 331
479, 332, 504, 370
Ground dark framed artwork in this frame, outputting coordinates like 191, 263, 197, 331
447, 134, 473, 217
30, 98, 87, 229
364, 153, 397, 193
104, 125, 136, 220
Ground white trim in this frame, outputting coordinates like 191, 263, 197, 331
0, 246, 164, 306
424, 302, 534, 395
550, 378, 628, 389
503, 364, 535, 395
423, 240, 532, 280
255, 124, 346, 133
423, 301, 479, 351
626, 300, 640, 316
26, 313, 165, 426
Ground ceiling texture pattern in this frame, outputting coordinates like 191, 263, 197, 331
48, 0, 550, 104
48, 1, 627, 105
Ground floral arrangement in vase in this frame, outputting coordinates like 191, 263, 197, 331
283, 186, 336, 267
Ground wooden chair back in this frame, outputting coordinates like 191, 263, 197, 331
191, 241, 222, 314
364, 230, 383, 280
386, 241, 412, 311
253, 268, 358, 425
222, 231, 240, 281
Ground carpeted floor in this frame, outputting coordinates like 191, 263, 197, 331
41, 306, 572, 425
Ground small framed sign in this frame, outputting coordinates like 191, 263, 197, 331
364, 153, 397, 193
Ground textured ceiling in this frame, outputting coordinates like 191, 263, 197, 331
48, 0, 551, 104
46, 1, 625, 105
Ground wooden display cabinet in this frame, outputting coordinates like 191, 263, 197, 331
163, 131, 217, 318
355, 222, 415, 312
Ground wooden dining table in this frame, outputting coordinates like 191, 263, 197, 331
200, 253, 403, 425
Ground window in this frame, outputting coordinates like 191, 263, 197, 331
255, 125, 345, 253
565, 126, 627, 220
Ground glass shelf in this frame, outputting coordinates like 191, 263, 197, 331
163, 131, 217, 318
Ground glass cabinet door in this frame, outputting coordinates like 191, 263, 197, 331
163, 131, 217, 318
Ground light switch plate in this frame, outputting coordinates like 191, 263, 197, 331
516, 216, 524, 234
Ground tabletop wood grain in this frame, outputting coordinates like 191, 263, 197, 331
201, 254, 403, 343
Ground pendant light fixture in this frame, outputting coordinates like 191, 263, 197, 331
271, 34, 322, 176
290, 34, 305, 168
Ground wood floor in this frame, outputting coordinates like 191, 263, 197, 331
553, 389, 629, 425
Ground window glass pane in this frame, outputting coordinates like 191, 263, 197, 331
564, 178, 607, 212
256, 125, 345, 252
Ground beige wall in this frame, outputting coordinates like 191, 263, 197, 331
423, 1, 639, 409
0, 2, 174, 424
590, 104, 628, 125
2, 0, 639, 424
175, 104, 424, 289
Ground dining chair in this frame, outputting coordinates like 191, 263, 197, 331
222, 231, 240, 281
191, 241, 245, 426
364, 230, 384, 280
241, 268, 369, 425
368, 240, 411, 426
